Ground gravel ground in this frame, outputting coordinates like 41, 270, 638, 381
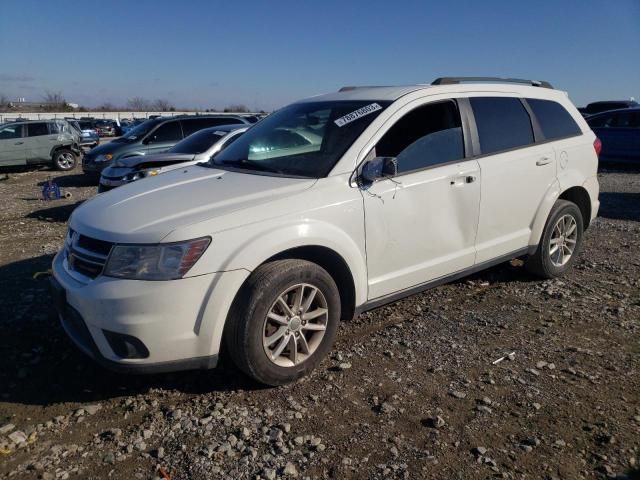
0, 162, 638, 480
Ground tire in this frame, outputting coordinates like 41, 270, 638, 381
52, 149, 77, 171
224, 259, 341, 386
526, 200, 584, 279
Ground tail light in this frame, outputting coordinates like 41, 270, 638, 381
593, 137, 602, 158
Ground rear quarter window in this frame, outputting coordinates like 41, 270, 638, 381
526, 99, 582, 140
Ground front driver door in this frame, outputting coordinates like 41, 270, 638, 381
0, 123, 26, 166
361, 99, 480, 300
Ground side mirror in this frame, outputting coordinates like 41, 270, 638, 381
143, 135, 156, 145
360, 156, 398, 183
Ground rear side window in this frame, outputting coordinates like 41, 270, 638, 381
527, 99, 581, 140
587, 114, 611, 128
470, 97, 534, 155
26, 122, 50, 137
375, 100, 464, 173
149, 121, 182, 143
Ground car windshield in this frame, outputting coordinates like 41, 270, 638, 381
169, 129, 228, 154
212, 100, 390, 177
118, 119, 162, 142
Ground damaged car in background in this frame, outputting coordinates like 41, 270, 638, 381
98, 124, 248, 192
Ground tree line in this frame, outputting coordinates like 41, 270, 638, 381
0, 91, 260, 113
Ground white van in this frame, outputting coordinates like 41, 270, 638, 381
51, 77, 600, 385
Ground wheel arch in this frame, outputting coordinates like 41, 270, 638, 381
558, 186, 592, 230
49, 143, 74, 158
264, 245, 358, 321
529, 181, 593, 248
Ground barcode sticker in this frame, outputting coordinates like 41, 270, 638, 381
334, 103, 382, 127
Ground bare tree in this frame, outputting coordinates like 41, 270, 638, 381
223, 104, 250, 113
97, 102, 117, 111
152, 98, 174, 112
126, 97, 151, 111
43, 90, 66, 105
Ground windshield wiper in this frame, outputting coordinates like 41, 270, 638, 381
216, 159, 283, 174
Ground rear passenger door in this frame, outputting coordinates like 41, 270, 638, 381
24, 122, 56, 162
144, 120, 183, 154
470, 97, 556, 263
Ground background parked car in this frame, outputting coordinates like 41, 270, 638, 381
67, 119, 99, 149
578, 99, 638, 117
98, 124, 248, 192
82, 115, 251, 175
587, 107, 640, 161
120, 119, 145, 135
0, 119, 80, 170
94, 119, 121, 137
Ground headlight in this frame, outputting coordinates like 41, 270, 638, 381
123, 169, 159, 182
104, 237, 210, 280
124, 171, 144, 182
95, 153, 113, 162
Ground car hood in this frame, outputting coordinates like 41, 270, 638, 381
85, 141, 128, 157
70, 166, 316, 243
114, 153, 196, 168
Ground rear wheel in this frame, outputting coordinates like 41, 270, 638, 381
53, 149, 77, 171
526, 200, 584, 278
224, 259, 341, 386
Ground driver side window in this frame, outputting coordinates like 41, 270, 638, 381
0, 124, 23, 140
375, 100, 464, 174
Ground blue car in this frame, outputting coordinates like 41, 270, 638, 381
69, 120, 99, 149
587, 107, 640, 162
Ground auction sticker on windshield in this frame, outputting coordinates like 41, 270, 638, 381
334, 103, 382, 127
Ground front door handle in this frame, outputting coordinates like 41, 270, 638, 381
536, 156, 552, 166
14, 142, 24, 145
450, 175, 477, 186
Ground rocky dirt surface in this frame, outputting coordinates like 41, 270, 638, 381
0, 163, 638, 480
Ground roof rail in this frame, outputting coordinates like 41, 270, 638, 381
431, 77, 554, 89
338, 85, 387, 92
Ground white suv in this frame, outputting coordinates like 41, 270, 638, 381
51, 77, 600, 385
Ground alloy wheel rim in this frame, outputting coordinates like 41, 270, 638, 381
262, 283, 328, 367
58, 153, 74, 169
549, 214, 578, 267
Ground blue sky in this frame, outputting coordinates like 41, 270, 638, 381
1, 0, 638, 110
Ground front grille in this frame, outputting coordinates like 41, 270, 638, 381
78, 235, 113, 256
66, 232, 114, 279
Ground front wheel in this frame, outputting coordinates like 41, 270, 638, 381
224, 259, 341, 386
526, 200, 584, 278
52, 149, 77, 171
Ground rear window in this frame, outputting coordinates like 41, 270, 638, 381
470, 97, 534, 155
527, 99, 581, 140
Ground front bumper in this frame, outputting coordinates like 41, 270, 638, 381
50, 250, 248, 373
99, 166, 134, 189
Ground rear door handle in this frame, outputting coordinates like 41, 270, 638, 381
536, 156, 552, 166
14, 142, 24, 145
